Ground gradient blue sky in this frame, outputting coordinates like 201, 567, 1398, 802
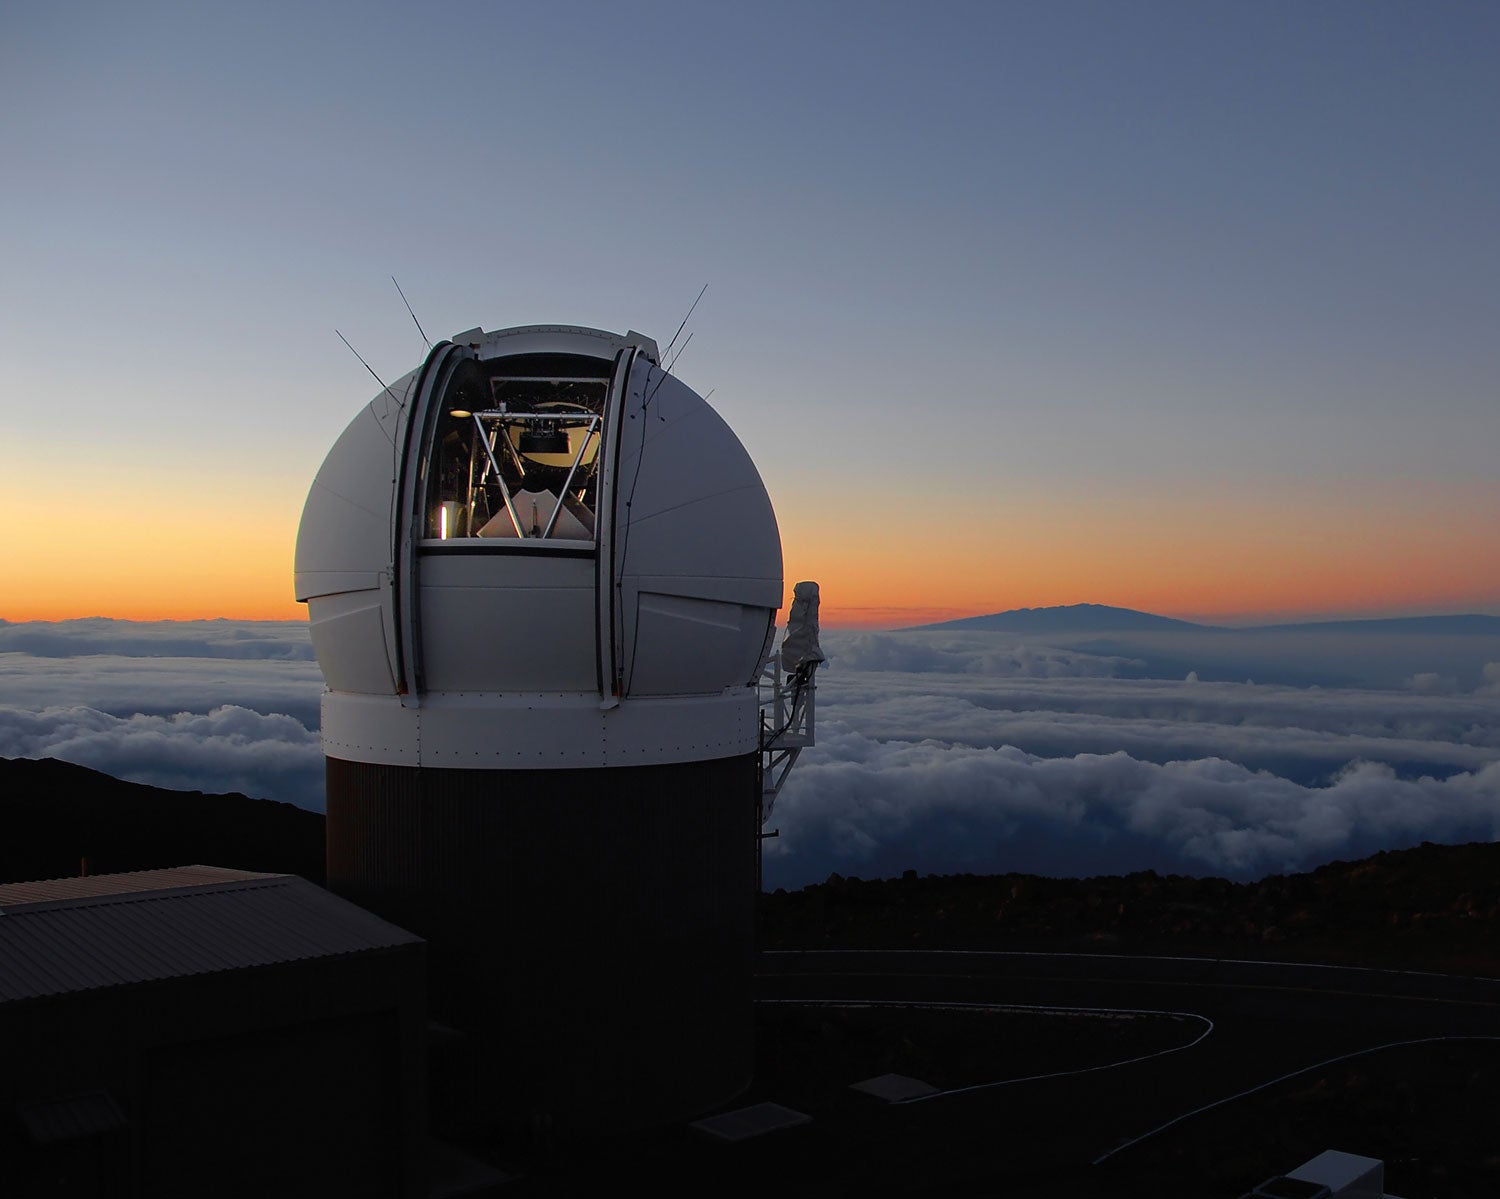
3, 1, 1497, 624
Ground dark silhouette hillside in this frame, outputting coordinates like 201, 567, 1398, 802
0, 756, 325, 885
759, 842, 1500, 974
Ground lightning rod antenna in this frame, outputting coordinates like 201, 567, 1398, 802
661, 282, 707, 362
664, 330, 694, 375
392, 276, 430, 348
645, 285, 709, 412
336, 330, 399, 403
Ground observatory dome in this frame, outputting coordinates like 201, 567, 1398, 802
295, 325, 783, 768
296, 323, 811, 1131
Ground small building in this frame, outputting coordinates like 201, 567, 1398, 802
0, 865, 425, 1198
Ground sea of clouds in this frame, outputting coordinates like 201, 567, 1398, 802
2, 617, 1498, 889
0, 619, 326, 807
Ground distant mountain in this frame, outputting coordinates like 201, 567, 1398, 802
906, 603, 1207, 633
904, 605, 1500, 636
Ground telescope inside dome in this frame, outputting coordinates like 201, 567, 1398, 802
425, 353, 611, 542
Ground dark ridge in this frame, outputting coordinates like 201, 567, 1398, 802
0, 756, 324, 885
1242, 614, 1500, 634
904, 603, 1209, 633
759, 841, 1500, 974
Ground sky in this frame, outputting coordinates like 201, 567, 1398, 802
2, 1, 1497, 627
2, 617, 1497, 887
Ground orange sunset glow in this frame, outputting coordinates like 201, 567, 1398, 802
5, 469, 1494, 628
780, 477, 1500, 628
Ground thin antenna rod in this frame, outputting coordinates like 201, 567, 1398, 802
392, 276, 429, 347
336, 329, 394, 396
644, 285, 709, 411
661, 283, 707, 362
645, 329, 695, 414
664, 330, 694, 375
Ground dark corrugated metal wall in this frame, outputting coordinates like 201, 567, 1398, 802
326, 754, 759, 1131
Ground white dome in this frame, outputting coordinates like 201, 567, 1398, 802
296, 325, 783, 768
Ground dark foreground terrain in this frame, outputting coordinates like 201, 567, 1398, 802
10, 755, 1497, 975
6, 755, 1500, 1196
0, 755, 324, 885
760, 843, 1500, 976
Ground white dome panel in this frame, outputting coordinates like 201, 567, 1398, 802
418, 554, 596, 693
618, 486, 782, 588
626, 593, 770, 696
306, 590, 397, 695
294, 376, 414, 600
296, 324, 783, 767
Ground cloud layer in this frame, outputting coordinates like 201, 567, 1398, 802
0, 618, 315, 661
3, 620, 1498, 889
762, 630, 1500, 887
0, 704, 324, 811
1, 619, 325, 810
762, 726, 1500, 889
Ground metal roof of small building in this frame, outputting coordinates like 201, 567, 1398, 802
0, 864, 279, 907
0, 865, 421, 1005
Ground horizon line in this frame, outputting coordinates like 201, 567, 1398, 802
8, 600, 1500, 632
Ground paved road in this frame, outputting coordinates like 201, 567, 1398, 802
494, 950, 1500, 1197
747, 949, 1500, 1195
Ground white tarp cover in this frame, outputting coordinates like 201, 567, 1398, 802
478, 489, 593, 540
780, 580, 824, 673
